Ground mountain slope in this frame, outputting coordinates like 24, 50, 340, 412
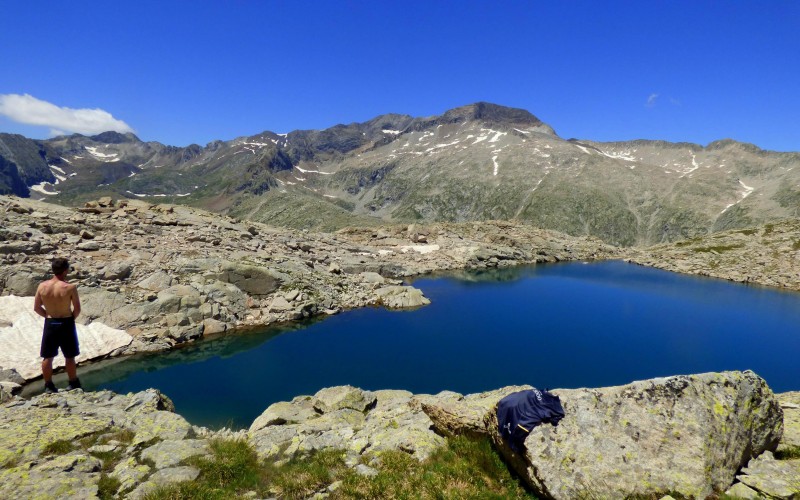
2, 103, 798, 246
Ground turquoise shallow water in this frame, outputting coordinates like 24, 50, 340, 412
75, 261, 800, 429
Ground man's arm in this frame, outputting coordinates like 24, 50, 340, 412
33, 286, 47, 318
70, 284, 81, 319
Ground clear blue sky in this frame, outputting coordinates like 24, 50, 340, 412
1, 1, 798, 151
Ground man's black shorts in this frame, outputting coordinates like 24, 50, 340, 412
40, 316, 80, 359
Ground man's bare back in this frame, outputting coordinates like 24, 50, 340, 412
34, 277, 81, 319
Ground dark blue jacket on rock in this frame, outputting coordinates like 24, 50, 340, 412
496, 388, 565, 453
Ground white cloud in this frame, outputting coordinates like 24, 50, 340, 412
0, 93, 134, 136
646, 93, 659, 108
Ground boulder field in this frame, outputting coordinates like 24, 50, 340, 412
1, 371, 798, 499
0, 195, 620, 383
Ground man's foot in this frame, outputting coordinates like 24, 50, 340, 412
66, 378, 82, 391
44, 381, 58, 394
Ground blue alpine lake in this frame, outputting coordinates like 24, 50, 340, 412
71, 261, 800, 429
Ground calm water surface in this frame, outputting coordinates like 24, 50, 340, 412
74, 261, 800, 428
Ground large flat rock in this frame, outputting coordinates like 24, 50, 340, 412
0, 295, 132, 380
485, 371, 783, 500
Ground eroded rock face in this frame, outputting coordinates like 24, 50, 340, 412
484, 371, 783, 500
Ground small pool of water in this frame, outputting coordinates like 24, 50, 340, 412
71, 261, 800, 429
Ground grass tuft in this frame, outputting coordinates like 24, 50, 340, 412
775, 445, 800, 460
138, 435, 533, 500
270, 449, 348, 498
97, 473, 121, 500
42, 439, 76, 456
335, 436, 533, 499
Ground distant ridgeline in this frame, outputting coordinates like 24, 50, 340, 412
2, 102, 799, 246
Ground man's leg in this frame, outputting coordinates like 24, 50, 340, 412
65, 358, 77, 381
65, 358, 82, 390
41, 358, 58, 393
41, 357, 54, 382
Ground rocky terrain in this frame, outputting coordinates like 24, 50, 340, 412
0, 194, 620, 384
2, 102, 799, 246
0, 371, 797, 499
629, 218, 800, 291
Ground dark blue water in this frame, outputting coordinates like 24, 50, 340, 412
76, 261, 800, 429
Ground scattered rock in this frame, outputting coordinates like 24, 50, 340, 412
374, 285, 430, 308
736, 451, 800, 499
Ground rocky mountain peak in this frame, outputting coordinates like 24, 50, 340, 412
442, 102, 544, 127
89, 131, 142, 144
406, 102, 556, 135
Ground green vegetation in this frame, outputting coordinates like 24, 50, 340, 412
1, 454, 20, 470
97, 473, 122, 500
776, 445, 800, 460
735, 228, 758, 236
793, 240, 800, 251
42, 439, 76, 456
144, 435, 534, 500
692, 244, 744, 254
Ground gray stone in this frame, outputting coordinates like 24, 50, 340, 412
268, 295, 292, 312
314, 386, 377, 413
0, 367, 25, 385
101, 262, 133, 280
2, 268, 46, 295
724, 482, 764, 500
135, 271, 174, 292
88, 444, 118, 454
374, 285, 431, 308
77, 241, 101, 251
140, 439, 209, 469
777, 391, 800, 451
354, 464, 378, 477
111, 456, 150, 493
359, 272, 385, 284
201, 318, 227, 335
737, 452, 800, 499
250, 399, 318, 431
149, 465, 200, 484
486, 371, 783, 500
127, 410, 192, 443
216, 262, 284, 296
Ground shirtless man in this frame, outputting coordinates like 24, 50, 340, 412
33, 257, 82, 393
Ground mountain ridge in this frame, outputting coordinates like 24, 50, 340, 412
1, 102, 798, 246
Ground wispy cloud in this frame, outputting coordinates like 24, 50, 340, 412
646, 93, 659, 108
0, 93, 134, 136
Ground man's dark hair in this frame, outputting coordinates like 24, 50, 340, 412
52, 257, 70, 276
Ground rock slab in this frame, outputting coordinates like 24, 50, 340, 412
485, 371, 783, 500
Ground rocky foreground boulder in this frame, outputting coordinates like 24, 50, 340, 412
479, 371, 782, 499
0, 372, 796, 498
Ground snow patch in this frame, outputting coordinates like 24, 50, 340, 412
400, 244, 440, 255
30, 182, 59, 195
85, 146, 120, 162
492, 155, 500, 176
49, 165, 66, 174
382, 130, 402, 135
599, 149, 636, 162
